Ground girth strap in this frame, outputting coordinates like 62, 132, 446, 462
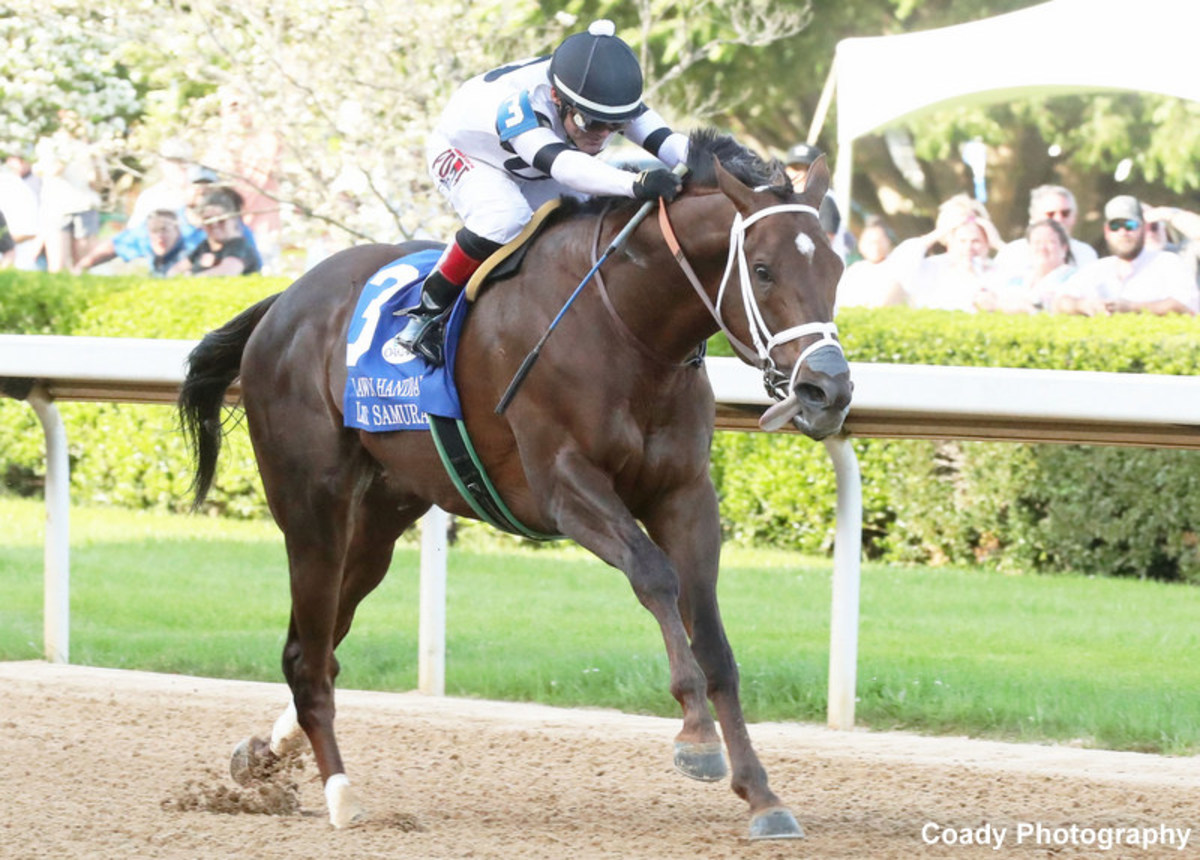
428, 415, 562, 541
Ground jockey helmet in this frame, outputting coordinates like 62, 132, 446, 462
549, 20, 644, 123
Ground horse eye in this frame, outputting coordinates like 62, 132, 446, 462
753, 263, 773, 283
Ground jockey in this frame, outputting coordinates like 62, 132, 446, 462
399, 19, 690, 365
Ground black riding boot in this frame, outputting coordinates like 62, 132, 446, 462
396, 270, 462, 366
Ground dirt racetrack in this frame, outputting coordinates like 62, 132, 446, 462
2, 660, 1197, 859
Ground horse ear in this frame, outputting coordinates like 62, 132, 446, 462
801, 155, 831, 203
713, 155, 757, 215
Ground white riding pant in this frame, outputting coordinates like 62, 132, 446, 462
427, 131, 586, 245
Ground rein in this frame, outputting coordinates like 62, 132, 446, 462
591, 205, 689, 368
657, 199, 843, 400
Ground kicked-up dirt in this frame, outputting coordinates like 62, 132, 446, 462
1, 661, 1196, 859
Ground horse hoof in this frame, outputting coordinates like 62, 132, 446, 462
230, 735, 272, 786
672, 741, 728, 782
749, 806, 805, 841
325, 774, 368, 829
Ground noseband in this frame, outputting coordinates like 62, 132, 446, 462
658, 201, 844, 402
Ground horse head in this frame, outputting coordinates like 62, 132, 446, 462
702, 148, 852, 440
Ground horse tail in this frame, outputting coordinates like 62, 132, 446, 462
179, 293, 280, 509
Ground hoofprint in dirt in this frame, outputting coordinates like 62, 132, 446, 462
1, 661, 1196, 859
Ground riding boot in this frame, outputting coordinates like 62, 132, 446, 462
396, 268, 462, 366
396, 230, 502, 366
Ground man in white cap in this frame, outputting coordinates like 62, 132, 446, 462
1054, 194, 1197, 315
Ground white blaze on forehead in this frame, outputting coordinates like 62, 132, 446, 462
794, 232, 816, 259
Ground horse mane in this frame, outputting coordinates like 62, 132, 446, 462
682, 127, 783, 192
563, 127, 788, 222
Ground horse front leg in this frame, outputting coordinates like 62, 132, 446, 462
544, 456, 723, 775
646, 478, 804, 841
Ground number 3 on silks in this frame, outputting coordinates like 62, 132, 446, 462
496, 91, 538, 142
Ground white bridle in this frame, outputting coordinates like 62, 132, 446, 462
713, 203, 843, 398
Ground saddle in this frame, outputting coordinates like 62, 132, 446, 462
463, 199, 563, 301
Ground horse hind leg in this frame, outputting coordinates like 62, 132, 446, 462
308, 494, 426, 829
232, 482, 423, 829
224, 469, 363, 826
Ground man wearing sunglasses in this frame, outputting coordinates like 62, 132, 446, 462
1053, 195, 1197, 316
400, 19, 689, 365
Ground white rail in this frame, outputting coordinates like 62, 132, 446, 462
6, 334, 1200, 730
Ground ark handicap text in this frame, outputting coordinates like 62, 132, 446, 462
921, 821, 1191, 851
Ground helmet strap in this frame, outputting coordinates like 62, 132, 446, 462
551, 91, 581, 151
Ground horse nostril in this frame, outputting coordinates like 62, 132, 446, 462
795, 382, 828, 409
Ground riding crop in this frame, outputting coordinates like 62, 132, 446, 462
495, 162, 690, 415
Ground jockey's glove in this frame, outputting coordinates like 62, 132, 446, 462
632, 168, 683, 202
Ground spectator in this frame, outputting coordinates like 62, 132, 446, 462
125, 140, 195, 231
170, 186, 261, 276
182, 166, 261, 261
180, 165, 221, 245
203, 85, 282, 272
0, 209, 15, 266
784, 142, 855, 261
836, 216, 905, 310
72, 208, 188, 277
888, 194, 1005, 312
0, 156, 42, 270
993, 185, 1098, 279
72, 165, 233, 276
983, 219, 1075, 314
5, 147, 42, 200
33, 120, 105, 272
1144, 203, 1200, 288
1054, 195, 1197, 316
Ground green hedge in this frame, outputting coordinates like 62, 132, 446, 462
4, 271, 1200, 582
0, 271, 286, 514
709, 308, 1200, 583
0, 270, 139, 334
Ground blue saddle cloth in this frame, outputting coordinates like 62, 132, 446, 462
344, 248, 468, 431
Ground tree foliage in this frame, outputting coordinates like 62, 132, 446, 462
4, 0, 550, 246
3, 0, 1197, 258
0, 2, 141, 166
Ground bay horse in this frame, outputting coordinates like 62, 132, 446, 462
178, 129, 852, 840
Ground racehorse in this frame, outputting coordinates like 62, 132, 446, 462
178, 128, 852, 841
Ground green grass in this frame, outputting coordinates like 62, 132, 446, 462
2, 497, 1198, 755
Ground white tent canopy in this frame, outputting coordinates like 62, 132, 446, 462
827, 0, 1200, 218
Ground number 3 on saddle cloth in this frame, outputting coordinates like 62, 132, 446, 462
344, 247, 462, 432
343, 237, 562, 541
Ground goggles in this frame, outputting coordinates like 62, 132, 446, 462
1106, 218, 1141, 232
570, 109, 627, 134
